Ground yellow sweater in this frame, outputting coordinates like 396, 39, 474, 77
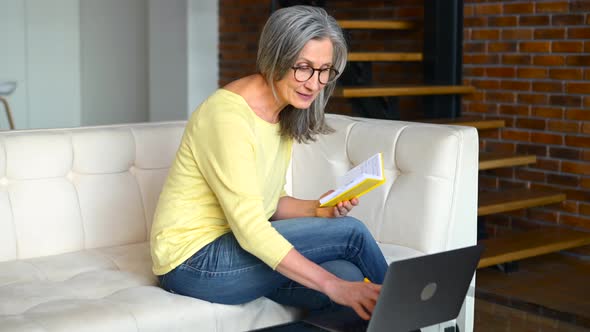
150, 89, 294, 275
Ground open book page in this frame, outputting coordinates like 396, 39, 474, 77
319, 153, 385, 207
338, 153, 383, 187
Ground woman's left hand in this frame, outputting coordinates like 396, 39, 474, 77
316, 191, 359, 218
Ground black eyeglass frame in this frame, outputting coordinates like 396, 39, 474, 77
291, 66, 340, 85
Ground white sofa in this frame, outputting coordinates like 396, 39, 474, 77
0, 114, 478, 332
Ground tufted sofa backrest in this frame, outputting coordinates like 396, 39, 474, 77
0, 114, 477, 262
289, 115, 478, 255
0, 122, 185, 262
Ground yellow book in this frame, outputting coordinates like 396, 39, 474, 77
319, 152, 385, 207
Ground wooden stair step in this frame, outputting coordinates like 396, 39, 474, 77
334, 85, 476, 98
478, 228, 590, 268
479, 152, 537, 170
423, 117, 506, 130
478, 188, 566, 216
348, 52, 422, 62
337, 20, 414, 30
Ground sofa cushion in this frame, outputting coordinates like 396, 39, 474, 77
0, 242, 299, 332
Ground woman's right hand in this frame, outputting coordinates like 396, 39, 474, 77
323, 279, 381, 320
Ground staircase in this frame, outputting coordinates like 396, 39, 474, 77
333, 12, 590, 269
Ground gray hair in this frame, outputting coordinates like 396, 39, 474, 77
257, 5, 347, 143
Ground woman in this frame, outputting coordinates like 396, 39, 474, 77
150, 5, 388, 320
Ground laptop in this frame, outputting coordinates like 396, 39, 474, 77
302, 244, 484, 332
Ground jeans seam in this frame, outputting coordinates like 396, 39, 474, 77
179, 261, 266, 276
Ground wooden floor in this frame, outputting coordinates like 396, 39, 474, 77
474, 253, 590, 331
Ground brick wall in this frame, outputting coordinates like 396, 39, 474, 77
462, 0, 590, 246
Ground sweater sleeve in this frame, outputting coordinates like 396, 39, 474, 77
189, 107, 293, 269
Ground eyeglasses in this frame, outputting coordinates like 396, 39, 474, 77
291, 66, 339, 85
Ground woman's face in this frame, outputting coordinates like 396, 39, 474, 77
275, 38, 334, 110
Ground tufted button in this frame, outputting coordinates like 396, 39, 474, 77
66, 171, 75, 182
0, 177, 8, 186
129, 165, 136, 175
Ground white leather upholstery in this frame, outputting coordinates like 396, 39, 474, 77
0, 114, 478, 332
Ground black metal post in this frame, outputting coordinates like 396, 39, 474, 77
423, 0, 464, 119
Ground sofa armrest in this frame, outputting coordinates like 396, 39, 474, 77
289, 114, 479, 254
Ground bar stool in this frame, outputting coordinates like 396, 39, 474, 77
0, 81, 16, 130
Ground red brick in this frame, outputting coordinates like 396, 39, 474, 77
569, 28, 590, 39
499, 104, 528, 116
552, 41, 584, 53
485, 67, 515, 78
472, 79, 500, 89
534, 28, 566, 39
501, 29, 533, 40
536, 1, 569, 13
561, 214, 590, 229
585, 41, 590, 52
516, 169, 546, 182
565, 136, 590, 149
566, 82, 590, 94
504, 3, 534, 14
527, 209, 558, 224
533, 55, 565, 66
466, 54, 500, 64
472, 29, 500, 40
549, 174, 579, 187
581, 123, 590, 135
572, 0, 590, 11
464, 42, 485, 53
585, 96, 590, 108
582, 177, 590, 189
531, 132, 563, 145
464, 67, 485, 77
581, 203, 590, 216
566, 55, 590, 66
500, 80, 531, 91
516, 143, 548, 156
519, 41, 551, 53
501, 54, 532, 65
518, 93, 548, 105
464, 17, 488, 27
551, 14, 586, 25
475, 3, 503, 15
464, 4, 474, 17
516, 118, 546, 130
486, 141, 516, 154
465, 102, 496, 113
486, 92, 515, 103
501, 128, 530, 141
549, 95, 582, 107
519, 15, 550, 26
462, 91, 485, 102
488, 16, 518, 26
532, 107, 563, 118
535, 158, 559, 171
517, 68, 547, 79
549, 147, 581, 160
548, 120, 580, 133
532, 81, 563, 93
488, 42, 517, 52
560, 200, 580, 214
566, 109, 590, 121
549, 68, 583, 80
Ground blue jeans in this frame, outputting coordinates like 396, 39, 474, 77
158, 216, 388, 313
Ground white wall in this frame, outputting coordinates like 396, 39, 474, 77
0, 0, 218, 129
148, 0, 189, 122
0, 0, 80, 130
80, 0, 149, 126
188, 0, 218, 116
